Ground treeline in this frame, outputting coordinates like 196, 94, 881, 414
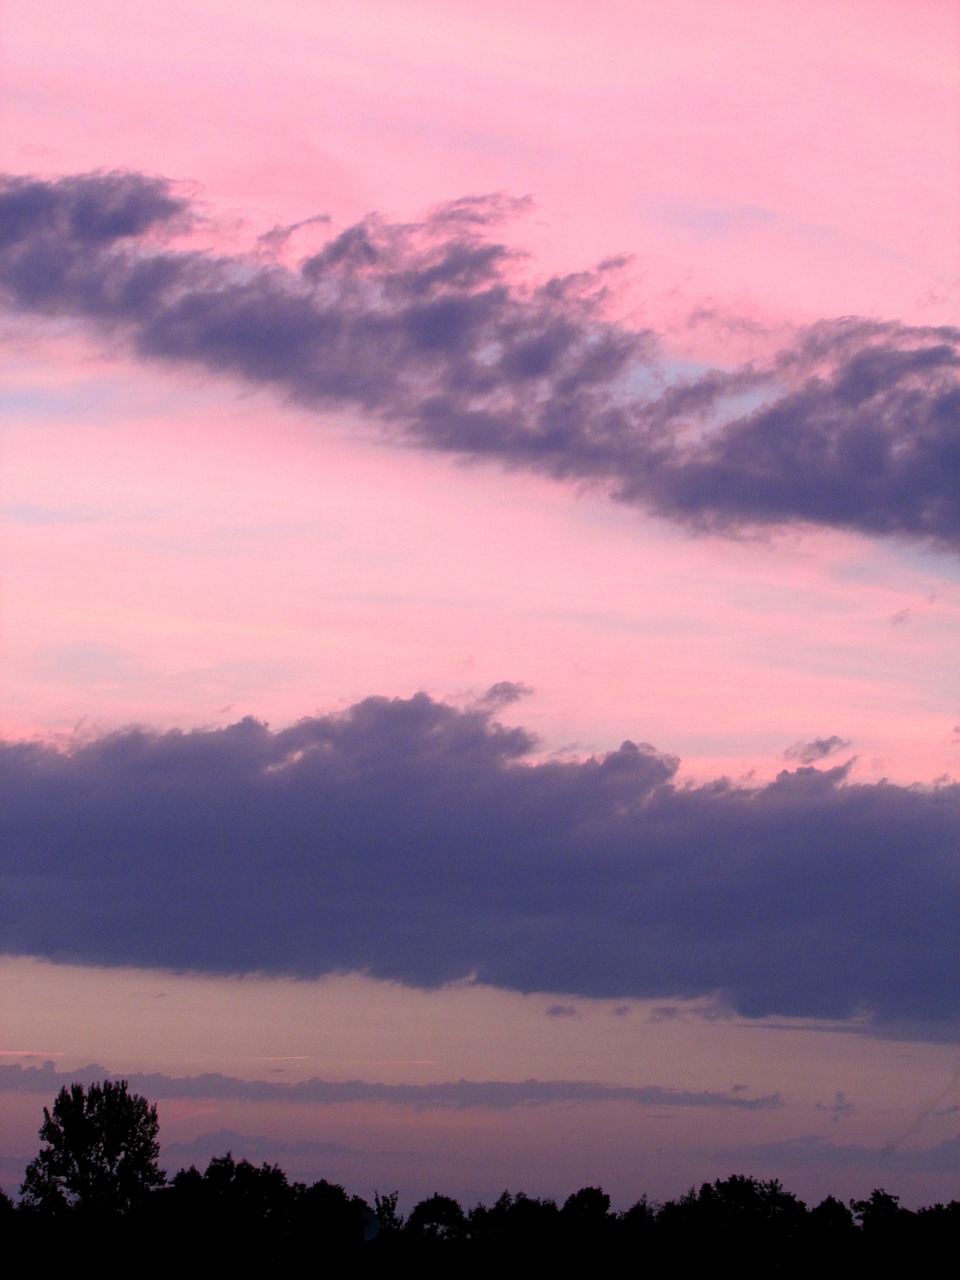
6, 1083, 958, 1271
6, 1156, 958, 1272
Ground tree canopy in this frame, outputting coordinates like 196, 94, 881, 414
20, 1079, 164, 1215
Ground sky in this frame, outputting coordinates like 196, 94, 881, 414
1, 0, 959, 1211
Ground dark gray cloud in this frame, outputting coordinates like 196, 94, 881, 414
784, 736, 852, 765
0, 1061, 779, 1112
2, 170, 958, 549
1, 693, 957, 1022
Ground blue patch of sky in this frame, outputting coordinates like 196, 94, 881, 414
0, 383, 118, 426
34, 642, 144, 684
651, 200, 780, 237
3, 502, 102, 526
648, 197, 933, 272
622, 352, 785, 444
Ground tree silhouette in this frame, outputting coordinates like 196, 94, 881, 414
406, 1192, 466, 1241
20, 1080, 164, 1215
374, 1189, 403, 1235
560, 1185, 614, 1250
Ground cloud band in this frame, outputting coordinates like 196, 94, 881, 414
2, 693, 956, 1022
2, 170, 958, 548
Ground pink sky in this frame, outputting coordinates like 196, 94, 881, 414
2, 0, 958, 1211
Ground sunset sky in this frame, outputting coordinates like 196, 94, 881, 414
2, 1, 958, 1210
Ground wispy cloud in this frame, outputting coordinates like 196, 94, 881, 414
3, 170, 957, 550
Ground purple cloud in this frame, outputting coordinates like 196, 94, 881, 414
2, 170, 958, 549
1, 693, 956, 1023
0, 1060, 780, 1112
784, 737, 852, 765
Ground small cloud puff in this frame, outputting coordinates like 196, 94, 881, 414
545, 1004, 579, 1019
784, 736, 852, 765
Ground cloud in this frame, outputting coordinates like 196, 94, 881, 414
715, 1134, 960, 1176
0, 1061, 779, 1112
478, 681, 534, 708
0, 171, 188, 251
1, 693, 957, 1023
784, 737, 852, 765
815, 1091, 855, 1123
2, 170, 958, 550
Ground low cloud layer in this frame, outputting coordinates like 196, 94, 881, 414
719, 1134, 960, 1176
2, 170, 958, 549
2, 693, 956, 1022
0, 1061, 778, 1112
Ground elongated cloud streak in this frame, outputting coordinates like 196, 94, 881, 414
2, 693, 956, 1022
0, 1061, 779, 1112
2, 171, 957, 548
721, 1134, 960, 1176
